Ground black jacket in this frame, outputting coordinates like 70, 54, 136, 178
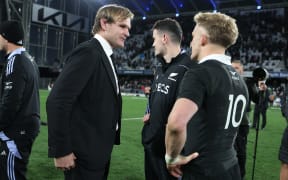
142, 52, 195, 155
0, 48, 40, 139
46, 38, 122, 169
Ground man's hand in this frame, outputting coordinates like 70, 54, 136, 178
166, 152, 199, 178
143, 113, 150, 123
54, 153, 77, 171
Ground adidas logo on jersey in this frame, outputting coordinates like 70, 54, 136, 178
230, 71, 240, 80
168, 73, 178, 81
0, 150, 7, 156
229, 71, 237, 76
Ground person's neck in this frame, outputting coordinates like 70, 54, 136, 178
163, 45, 181, 64
6, 43, 22, 55
198, 44, 226, 60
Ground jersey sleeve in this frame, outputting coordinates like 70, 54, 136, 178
177, 66, 207, 108
0, 56, 26, 130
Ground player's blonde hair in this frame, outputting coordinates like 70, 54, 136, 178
194, 12, 238, 48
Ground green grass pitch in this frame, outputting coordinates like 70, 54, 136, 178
26, 90, 286, 179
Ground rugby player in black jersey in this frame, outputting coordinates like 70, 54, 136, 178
165, 12, 248, 180
141, 18, 195, 180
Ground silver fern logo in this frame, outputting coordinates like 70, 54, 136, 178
168, 73, 178, 81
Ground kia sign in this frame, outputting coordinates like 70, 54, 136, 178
32, 4, 89, 32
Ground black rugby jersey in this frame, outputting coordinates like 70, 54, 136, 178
178, 56, 249, 176
142, 52, 195, 155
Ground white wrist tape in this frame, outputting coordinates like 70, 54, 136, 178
165, 154, 180, 165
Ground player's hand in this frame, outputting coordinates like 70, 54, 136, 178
143, 113, 150, 123
166, 152, 199, 178
54, 153, 76, 171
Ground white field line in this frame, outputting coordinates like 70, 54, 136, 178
122, 117, 143, 120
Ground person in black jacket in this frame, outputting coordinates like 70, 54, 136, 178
142, 18, 195, 180
279, 84, 288, 180
46, 4, 133, 180
0, 20, 40, 180
251, 81, 272, 130
231, 60, 250, 180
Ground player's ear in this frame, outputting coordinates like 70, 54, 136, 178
100, 18, 108, 31
201, 34, 208, 46
162, 33, 168, 44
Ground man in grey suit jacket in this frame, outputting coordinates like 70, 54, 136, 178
46, 4, 134, 180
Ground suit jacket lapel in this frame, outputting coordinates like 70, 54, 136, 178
101, 53, 118, 94
91, 38, 119, 95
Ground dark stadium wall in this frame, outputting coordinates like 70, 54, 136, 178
0, 0, 7, 75
0, 0, 8, 22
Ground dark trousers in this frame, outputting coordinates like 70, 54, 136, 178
279, 126, 288, 164
0, 139, 33, 180
64, 160, 110, 180
234, 125, 249, 179
144, 148, 178, 180
252, 105, 267, 129
182, 164, 241, 180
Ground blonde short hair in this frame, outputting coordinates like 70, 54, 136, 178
194, 12, 238, 48
92, 4, 134, 34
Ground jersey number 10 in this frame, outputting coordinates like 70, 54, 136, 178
225, 94, 247, 129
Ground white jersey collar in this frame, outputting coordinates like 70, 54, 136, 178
198, 54, 231, 65
8, 47, 25, 60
